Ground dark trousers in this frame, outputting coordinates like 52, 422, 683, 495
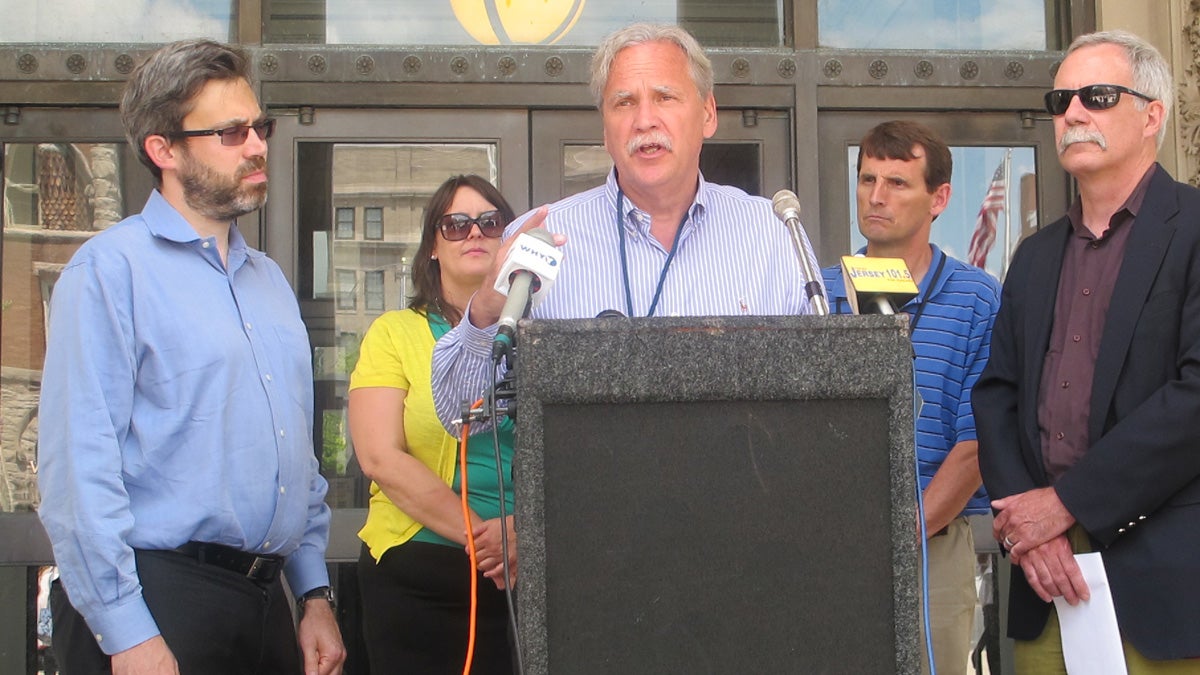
50, 548, 301, 675
358, 542, 514, 675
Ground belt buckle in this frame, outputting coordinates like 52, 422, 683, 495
246, 556, 266, 579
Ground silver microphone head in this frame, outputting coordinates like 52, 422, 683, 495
771, 189, 802, 222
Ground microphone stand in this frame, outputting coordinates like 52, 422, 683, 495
783, 221, 829, 316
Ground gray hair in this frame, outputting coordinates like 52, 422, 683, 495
589, 23, 714, 108
1066, 30, 1173, 147
119, 39, 254, 184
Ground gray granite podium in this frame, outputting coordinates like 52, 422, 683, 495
512, 314, 919, 674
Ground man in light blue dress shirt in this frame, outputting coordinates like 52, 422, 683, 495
432, 23, 823, 429
37, 40, 345, 674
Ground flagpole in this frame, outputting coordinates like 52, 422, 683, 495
1001, 149, 1013, 272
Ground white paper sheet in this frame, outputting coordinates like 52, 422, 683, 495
1053, 552, 1128, 675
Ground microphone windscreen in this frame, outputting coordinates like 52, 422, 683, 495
840, 255, 918, 314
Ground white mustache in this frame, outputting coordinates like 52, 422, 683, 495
626, 131, 672, 156
1059, 127, 1107, 154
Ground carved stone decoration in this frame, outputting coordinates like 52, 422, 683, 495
777, 58, 796, 79
960, 60, 979, 80
66, 53, 86, 74
450, 56, 469, 75
355, 55, 375, 76
114, 54, 135, 75
544, 56, 564, 77
307, 54, 327, 75
914, 60, 934, 79
823, 59, 843, 79
732, 57, 751, 79
1004, 61, 1024, 80
868, 59, 888, 79
498, 56, 517, 76
17, 53, 37, 74
403, 55, 421, 74
259, 54, 280, 76
1181, 0, 1200, 187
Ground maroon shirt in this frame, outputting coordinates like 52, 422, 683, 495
1037, 165, 1157, 482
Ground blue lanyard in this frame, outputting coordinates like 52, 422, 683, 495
616, 188, 689, 317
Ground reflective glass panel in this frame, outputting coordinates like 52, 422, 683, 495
1, 141, 149, 513
846, 145, 1038, 279
3, 0, 234, 43
297, 142, 497, 507
819, 0, 1064, 50
265, 0, 783, 47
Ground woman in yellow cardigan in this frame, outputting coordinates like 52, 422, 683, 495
350, 175, 516, 674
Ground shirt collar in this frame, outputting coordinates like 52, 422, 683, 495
607, 168, 708, 233
1066, 163, 1158, 240
141, 189, 253, 268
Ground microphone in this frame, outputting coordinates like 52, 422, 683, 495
595, 309, 626, 319
771, 190, 829, 316
493, 228, 563, 355
839, 254, 918, 315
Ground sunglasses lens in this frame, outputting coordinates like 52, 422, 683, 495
255, 118, 276, 140
1081, 86, 1120, 111
438, 216, 470, 240
217, 126, 251, 146
1046, 90, 1071, 115
478, 212, 505, 237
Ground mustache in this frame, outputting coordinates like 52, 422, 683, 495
626, 131, 672, 156
1059, 127, 1107, 154
235, 156, 267, 180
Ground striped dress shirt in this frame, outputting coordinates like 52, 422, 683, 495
432, 169, 823, 430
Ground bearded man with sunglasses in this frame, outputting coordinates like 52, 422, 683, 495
974, 29, 1200, 672
37, 39, 345, 675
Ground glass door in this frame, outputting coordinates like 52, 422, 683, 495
816, 111, 1069, 279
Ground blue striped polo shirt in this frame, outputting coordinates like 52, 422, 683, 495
823, 245, 1001, 515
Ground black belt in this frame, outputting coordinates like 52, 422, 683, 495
174, 541, 282, 584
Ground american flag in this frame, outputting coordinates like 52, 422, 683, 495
967, 159, 1008, 268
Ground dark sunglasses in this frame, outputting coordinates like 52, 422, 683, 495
437, 210, 506, 241
1044, 84, 1155, 116
171, 118, 277, 146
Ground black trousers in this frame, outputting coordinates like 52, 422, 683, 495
358, 542, 514, 675
50, 548, 301, 675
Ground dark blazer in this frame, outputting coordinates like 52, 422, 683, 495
974, 165, 1200, 660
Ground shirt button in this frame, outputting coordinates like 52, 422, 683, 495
1082, 288, 1091, 296
280, 486, 286, 494
265, 374, 273, 382
1090, 241, 1099, 249
202, 241, 211, 249
264, 540, 271, 548
245, 322, 253, 331
1056, 431, 1065, 440
1061, 381, 1069, 389
95, 633, 103, 642
279, 429, 286, 437
1072, 335, 1081, 342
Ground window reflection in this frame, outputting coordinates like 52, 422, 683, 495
819, 0, 1062, 51
3, 0, 233, 42
265, 0, 783, 47
846, 145, 1037, 279
1, 142, 147, 513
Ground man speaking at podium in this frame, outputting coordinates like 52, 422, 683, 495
822, 121, 1001, 675
431, 22, 822, 431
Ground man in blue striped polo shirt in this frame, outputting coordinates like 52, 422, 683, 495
821, 120, 1001, 675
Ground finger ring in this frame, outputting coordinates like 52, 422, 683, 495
1003, 535, 1015, 548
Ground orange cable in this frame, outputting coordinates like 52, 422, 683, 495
459, 399, 484, 675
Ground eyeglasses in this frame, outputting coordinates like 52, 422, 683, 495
171, 118, 276, 146
1044, 84, 1156, 116
437, 210, 506, 241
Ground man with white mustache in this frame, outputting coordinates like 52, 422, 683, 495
975, 30, 1200, 672
432, 23, 823, 428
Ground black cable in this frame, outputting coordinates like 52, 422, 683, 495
489, 354, 524, 675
